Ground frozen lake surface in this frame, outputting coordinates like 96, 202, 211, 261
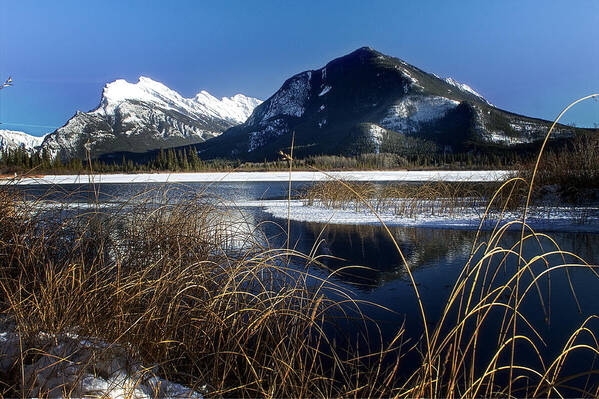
3, 170, 513, 185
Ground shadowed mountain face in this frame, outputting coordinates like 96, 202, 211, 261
193, 47, 579, 161
41, 77, 262, 160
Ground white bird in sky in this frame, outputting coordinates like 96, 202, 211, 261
1, 76, 12, 89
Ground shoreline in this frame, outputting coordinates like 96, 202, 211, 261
1, 170, 513, 185
20, 198, 599, 234
259, 200, 599, 233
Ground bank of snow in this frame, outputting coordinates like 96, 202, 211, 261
0, 323, 203, 398
3, 170, 513, 185
255, 200, 599, 233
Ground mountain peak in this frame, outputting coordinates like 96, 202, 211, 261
97, 76, 181, 114
43, 78, 262, 160
346, 46, 381, 59
354, 46, 377, 53
137, 76, 159, 84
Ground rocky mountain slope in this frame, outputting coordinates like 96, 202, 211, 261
42, 77, 261, 160
0, 129, 44, 153
194, 47, 578, 161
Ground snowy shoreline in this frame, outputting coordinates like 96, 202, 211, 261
22, 198, 599, 233
249, 200, 599, 233
1, 170, 513, 185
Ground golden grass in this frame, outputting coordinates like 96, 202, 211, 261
302, 180, 526, 218
0, 186, 403, 398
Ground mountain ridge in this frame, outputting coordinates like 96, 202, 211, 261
41, 77, 261, 160
0, 129, 45, 153
191, 47, 579, 161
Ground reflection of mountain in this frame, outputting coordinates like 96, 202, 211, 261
274, 220, 476, 290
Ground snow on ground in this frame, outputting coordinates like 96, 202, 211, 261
0, 322, 203, 398
2, 170, 513, 185
24, 198, 599, 233
239, 199, 599, 233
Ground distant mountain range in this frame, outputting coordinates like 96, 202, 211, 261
3, 47, 592, 162
193, 47, 580, 161
0, 129, 45, 153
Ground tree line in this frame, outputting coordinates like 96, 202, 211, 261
1, 144, 526, 175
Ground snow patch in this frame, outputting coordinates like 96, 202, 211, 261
473, 108, 558, 145
380, 95, 459, 133
367, 124, 386, 154
261, 72, 311, 120
393, 66, 419, 90
248, 119, 289, 152
487, 132, 533, 146
0, 323, 203, 398
444, 77, 493, 106
260, 200, 599, 233
318, 85, 331, 96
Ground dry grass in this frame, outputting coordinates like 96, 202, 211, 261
0, 186, 404, 398
302, 180, 526, 218
518, 133, 599, 203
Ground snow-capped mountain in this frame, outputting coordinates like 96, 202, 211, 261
0, 129, 45, 152
42, 77, 261, 160
194, 47, 577, 160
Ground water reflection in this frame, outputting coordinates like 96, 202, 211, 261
13, 181, 313, 203
274, 220, 476, 290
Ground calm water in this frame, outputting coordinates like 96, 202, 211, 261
14, 181, 599, 392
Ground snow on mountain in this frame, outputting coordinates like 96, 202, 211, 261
196, 47, 572, 160
194, 91, 262, 125
0, 129, 45, 152
42, 77, 261, 160
367, 124, 386, 154
380, 95, 460, 133
96, 77, 260, 125
318, 85, 331, 97
443, 77, 493, 106
260, 71, 312, 121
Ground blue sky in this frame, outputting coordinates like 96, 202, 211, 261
0, 0, 597, 136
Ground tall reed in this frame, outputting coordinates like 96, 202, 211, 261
0, 185, 403, 398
